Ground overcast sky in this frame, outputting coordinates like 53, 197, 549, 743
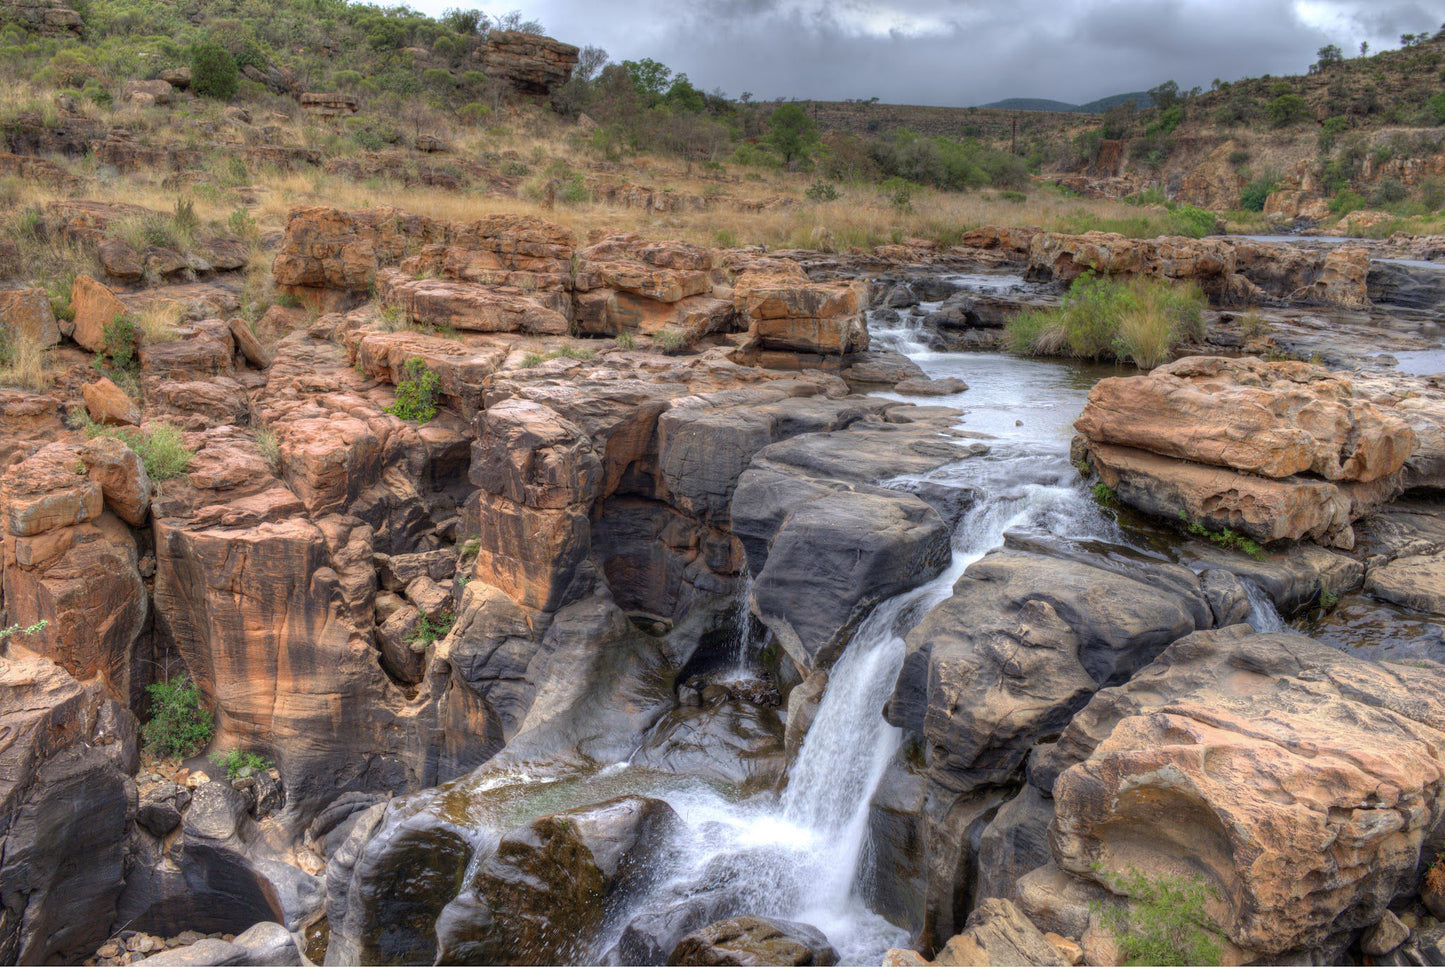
417, 0, 1444, 106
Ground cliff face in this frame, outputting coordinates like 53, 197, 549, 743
480, 30, 579, 96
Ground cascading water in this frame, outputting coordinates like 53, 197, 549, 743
1243, 578, 1286, 632
599, 276, 1125, 964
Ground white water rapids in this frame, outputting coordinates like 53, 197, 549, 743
593, 276, 1127, 963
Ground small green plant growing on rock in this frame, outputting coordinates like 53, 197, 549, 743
386, 357, 441, 423
1319, 589, 1340, 610
1179, 511, 1265, 559
1096, 866, 1224, 966
654, 328, 687, 353
615, 331, 637, 350
0, 618, 49, 641
254, 426, 281, 472
211, 748, 272, 780
142, 675, 215, 759
1092, 481, 1120, 506
407, 610, 455, 648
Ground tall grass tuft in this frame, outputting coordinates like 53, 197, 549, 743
1005, 272, 1206, 369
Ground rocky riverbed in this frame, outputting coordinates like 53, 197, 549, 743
2, 208, 1444, 967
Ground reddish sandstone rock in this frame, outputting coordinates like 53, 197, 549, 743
376, 269, 569, 335
272, 205, 445, 293
0, 287, 61, 347
1074, 357, 1415, 483
79, 435, 151, 526
732, 265, 868, 355
0, 443, 146, 699
70, 275, 126, 353
576, 233, 713, 303
0, 391, 66, 464
83, 376, 141, 426
1047, 625, 1445, 959
479, 30, 578, 95
1027, 232, 1234, 288
298, 92, 357, 115
137, 319, 234, 381
96, 238, 144, 282
348, 329, 508, 418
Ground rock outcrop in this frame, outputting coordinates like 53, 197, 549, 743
479, 30, 579, 96
1073, 356, 1445, 548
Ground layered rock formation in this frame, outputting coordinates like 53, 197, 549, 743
1073, 356, 1445, 549
479, 30, 579, 96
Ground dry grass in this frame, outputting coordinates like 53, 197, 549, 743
136, 301, 183, 343
0, 333, 53, 390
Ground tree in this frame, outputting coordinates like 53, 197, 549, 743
1313, 44, 1343, 71
440, 7, 484, 33
575, 44, 608, 83
190, 42, 239, 100
493, 10, 543, 34
766, 102, 818, 165
1148, 80, 1180, 110
1359, 41, 1370, 56
1267, 93, 1310, 127
622, 58, 672, 103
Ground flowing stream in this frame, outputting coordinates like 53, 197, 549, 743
592, 275, 1128, 963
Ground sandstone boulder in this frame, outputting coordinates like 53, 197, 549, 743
0, 286, 61, 347
84, 375, 142, 425
376, 269, 569, 335
480, 30, 579, 95
70, 274, 126, 353
1043, 625, 1445, 960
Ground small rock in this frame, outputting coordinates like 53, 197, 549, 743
1044, 932, 1084, 966
97, 941, 121, 958
1363, 910, 1410, 956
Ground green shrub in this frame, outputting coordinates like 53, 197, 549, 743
190, 42, 239, 101
406, 610, 454, 647
1267, 93, 1310, 127
142, 675, 215, 759
1239, 175, 1277, 212
805, 181, 841, 202
1004, 273, 1206, 369
0, 619, 48, 640
1097, 867, 1224, 966
103, 314, 138, 370
79, 416, 196, 481
255, 426, 280, 472
1168, 205, 1216, 239
615, 331, 636, 350
1179, 511, 1265, 558
386, 356, 441, 423
211, 748, 271, 780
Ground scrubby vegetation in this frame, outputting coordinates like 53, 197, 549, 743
75, 415, 196, 480
142, 675, 215, 759
407, 610, 454, 647
210, 748, 272, 780
1006, 273, 1206, 369
1097, 867, 1225, 967
386, 356, 441, 423
1179, 511, 1266, 559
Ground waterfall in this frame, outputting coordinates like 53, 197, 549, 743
730, 571, 754, 672
1243, 579, 1286, 632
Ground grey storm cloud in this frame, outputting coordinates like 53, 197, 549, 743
423, 0, 1445, 105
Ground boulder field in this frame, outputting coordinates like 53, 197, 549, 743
0, 204, 1442, 967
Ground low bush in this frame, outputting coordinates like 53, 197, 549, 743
407, 610, 454, 647
79, 416, 196, 480
1239, 174, 1277, 212
103, 314, 138, 370
386, 357, 441, 423
1096, 866, 1225, 966
142, 675, 215, 759
211, 748, 272, 780
1005, 273, 1205, 369
190, 42, 239, 101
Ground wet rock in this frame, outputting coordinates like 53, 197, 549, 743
630, 700, 786, 792
144, 922, 300, 965
668, 915, 839, 966
1365, 553, 1445, 615
894, 376, 966, 396
435, 796, 681, 964
1043, 625, 1445, 959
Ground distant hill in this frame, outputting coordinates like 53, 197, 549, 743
978, 91, 1154, 114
